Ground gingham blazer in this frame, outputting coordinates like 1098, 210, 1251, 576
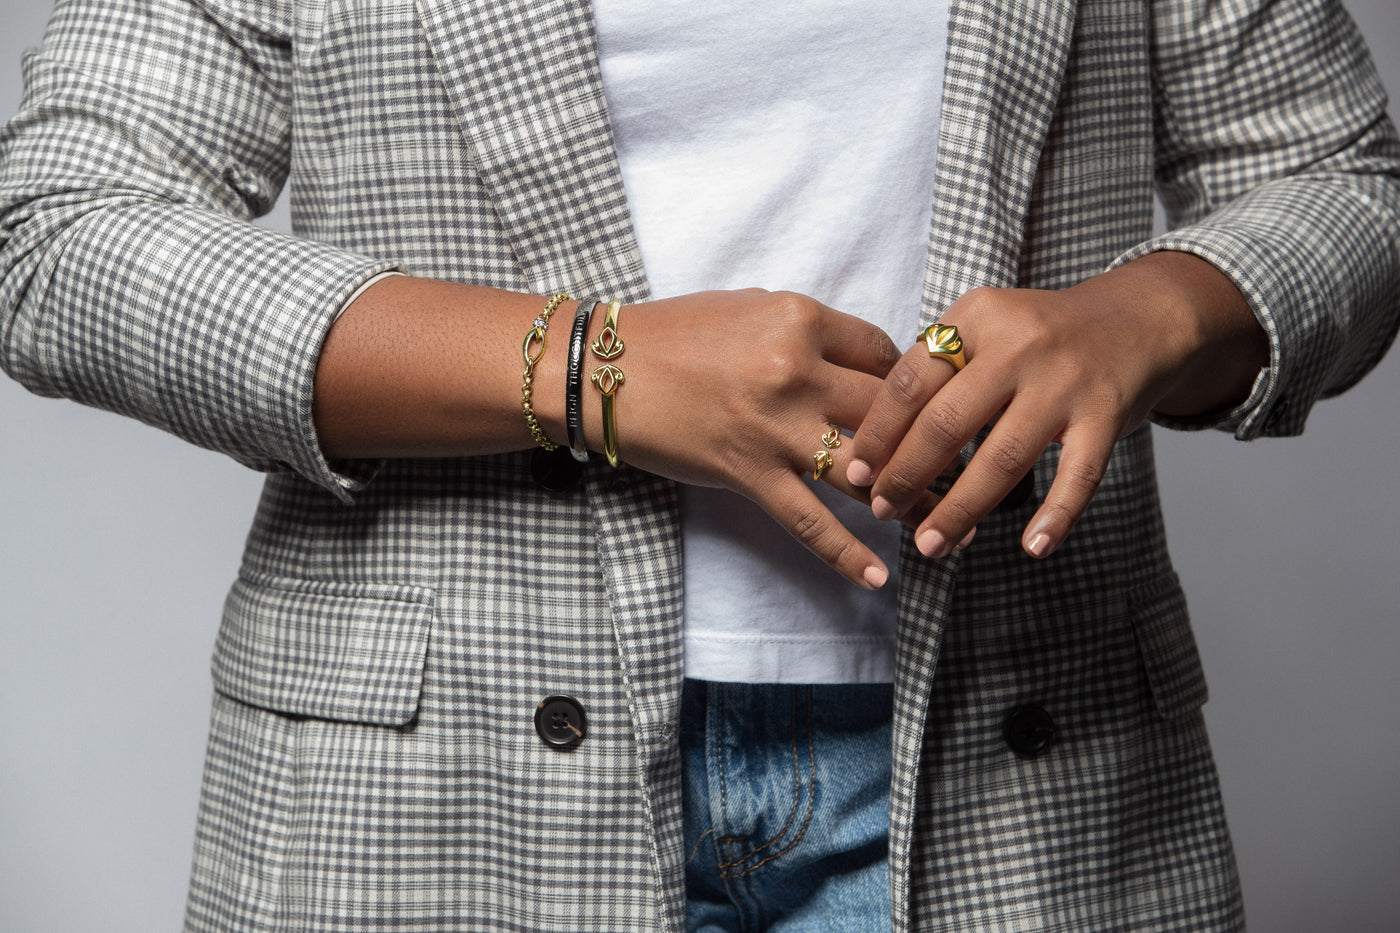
3, 0, 1398, 930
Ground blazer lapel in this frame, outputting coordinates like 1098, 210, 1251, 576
414, 0, 650, 302
892, 0, 1078, 928
921, 0, 1079, 315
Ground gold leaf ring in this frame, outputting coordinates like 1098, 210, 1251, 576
921, 323, 967, 371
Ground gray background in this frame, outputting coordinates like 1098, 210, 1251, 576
1, 2, 1397, 930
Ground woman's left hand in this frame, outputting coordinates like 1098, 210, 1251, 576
844, 251, 1268, 559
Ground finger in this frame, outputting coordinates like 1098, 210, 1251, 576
754, 470, 891, 590
865, 362, 1008, 521
910, 408, 1062, 558
846, 342, 959, 488
808, 428, 943, 531
814, 365, 890, 429
818, 307, 902, 378
1019, 422, 1117, 559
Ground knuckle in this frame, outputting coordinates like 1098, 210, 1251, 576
1061, 457, 1105, 495
820, 536, 856, 572
771, 290, 820, 329
956, 286, 1000, 319
765, 349, 804, 388
758, 294, 822, 387
982, 434, 1032, 479
886, 356, 931, 407
1087, 384, 1130, 423
1040, 496, 1079, 527
789, 504, 826, 542
859, 420, 896, 455
878, 463, 924, 500
917, 398, 967, 449
870, 329, 901, 372
937, 496, 978, 529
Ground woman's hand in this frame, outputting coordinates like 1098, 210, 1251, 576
588, 289, 913, 590
844, 251, 1268, 560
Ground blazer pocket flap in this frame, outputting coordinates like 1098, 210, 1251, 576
212, 573, 434, 727
1130, 573, 1209, 721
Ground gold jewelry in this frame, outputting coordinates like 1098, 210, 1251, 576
590, 300, 625, 468
821, 427, 842, 449
521, 292, 571, 450
921, 323, 967, 371
812, 450, 834, 481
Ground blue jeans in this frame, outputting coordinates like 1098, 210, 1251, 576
681, 680, 894, 932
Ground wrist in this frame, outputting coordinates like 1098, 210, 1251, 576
1086, 251, 1267, 419
531, 296, 617, 460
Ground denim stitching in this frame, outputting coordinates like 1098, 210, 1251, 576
719, 687, 817, 879
715, 687, 796, 868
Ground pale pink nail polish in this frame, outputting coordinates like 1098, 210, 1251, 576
1027, 532, 1053, 558
863, 565, 889, 589
871, 496, 899, 521
916, 529, 950, 558
847, 459, 874, 486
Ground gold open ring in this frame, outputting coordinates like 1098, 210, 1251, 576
921, 324, 967, 371
812, 450, 834, 481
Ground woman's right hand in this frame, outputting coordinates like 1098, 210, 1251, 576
585, 289, 908, 590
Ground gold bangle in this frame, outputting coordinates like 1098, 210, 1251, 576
590, 299, 625, 468
521, 292, 571, 450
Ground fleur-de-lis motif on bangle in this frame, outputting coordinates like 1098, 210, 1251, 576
591, 363, 625, 396
591, 326, 624, 360
812, 450, 835, 481
821, 427, 842, 449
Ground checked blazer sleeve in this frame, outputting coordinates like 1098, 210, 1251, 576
0, 0, 401, 500
1121, 0, 1400, 439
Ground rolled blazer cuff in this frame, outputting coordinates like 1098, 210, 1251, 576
1110, 166, 1400, 441
1, 198, 405, 504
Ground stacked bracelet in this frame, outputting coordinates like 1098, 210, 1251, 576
521, 292, 571, 450
589, 299, 625, 469
566, 298, 599, 462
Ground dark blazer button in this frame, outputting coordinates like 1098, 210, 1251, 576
535, 695, 587, 748
1003, 704, 1056, 758
531, 446, 582, 491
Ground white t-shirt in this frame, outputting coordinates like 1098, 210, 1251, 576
593, 0, 949, 683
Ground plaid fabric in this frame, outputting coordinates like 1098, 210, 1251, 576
1, 0, 1397, 930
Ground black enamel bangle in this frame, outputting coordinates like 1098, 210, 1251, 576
566, 298, 599, 462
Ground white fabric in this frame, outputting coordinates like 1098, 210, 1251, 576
593, 0, 949, 683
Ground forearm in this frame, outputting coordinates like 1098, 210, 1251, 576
313, 276, 603, 460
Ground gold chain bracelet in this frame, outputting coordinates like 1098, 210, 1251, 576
521, 292, 571, 450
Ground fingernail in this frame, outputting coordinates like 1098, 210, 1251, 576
916, 529, 951, 559
871, 496, 899, 521
955, 527, 977, 550
847, 459, 874, 486
1026, 532, 1054, 559
862, 565, 889, 590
